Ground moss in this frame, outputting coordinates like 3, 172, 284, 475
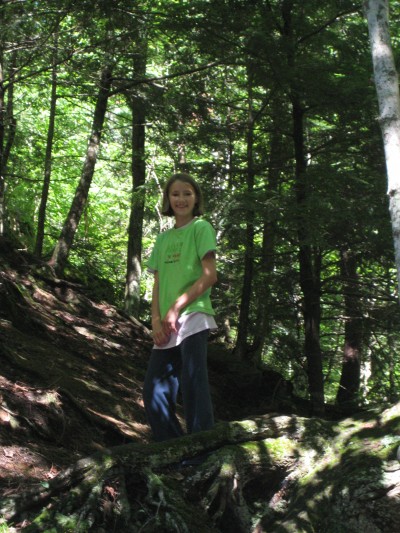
277, 412, 400, 532
232, 419, 260, 434
241, 437, 295, 462
44, 513, 91, 533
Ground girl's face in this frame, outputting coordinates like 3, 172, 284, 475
168, 180, 197, 222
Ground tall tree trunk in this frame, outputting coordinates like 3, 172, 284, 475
0, 62, 6, 237
0, 48, 17, 237
35, 32, 59, 258
292, 97, 324, 414
364, 0, 400, 296
2, 51, 16, 180
235, 80, 255, 361
281, 0, 324, 412
252, 105, 282, 362
336, 249, 362, 406
0, 6, 5, 238
251, 218, 274, 362
49, 66, 113, 276
124, 25, 147, 317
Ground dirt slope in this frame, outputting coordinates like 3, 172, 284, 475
0, 237, 289, 513
0, 238, 154, 501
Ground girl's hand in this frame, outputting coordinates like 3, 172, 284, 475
152, 318, 170, 346
162, 306, 179, 335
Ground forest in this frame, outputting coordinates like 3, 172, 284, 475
1, 0, 400, 531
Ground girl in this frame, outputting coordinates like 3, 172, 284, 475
143, 172, 217, 442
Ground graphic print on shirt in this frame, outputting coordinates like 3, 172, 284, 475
164, 239, 183, 265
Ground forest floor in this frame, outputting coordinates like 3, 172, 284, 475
2, 238, 400, 533
0, 238, 282, 522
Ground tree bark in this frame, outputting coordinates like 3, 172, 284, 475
292, 99, 324, 414
49, 66, 113, 276
235, 75, 256, 362
124, 23, 148, 317
336, 249, 362, 406
34, 32, 59, 258
2, 51, 17, 183
0, 48, 17, 237
364, 0, 400, 296
252, 102, 282, 362
0, 8, 5, 238
282, 0, 325, 413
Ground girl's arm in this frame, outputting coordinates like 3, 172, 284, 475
151, 271, 170, 346
162, 251, 217, 333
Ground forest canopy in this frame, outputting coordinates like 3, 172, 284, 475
1, 0, 400, 412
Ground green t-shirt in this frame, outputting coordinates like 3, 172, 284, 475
148, 218, 217, 319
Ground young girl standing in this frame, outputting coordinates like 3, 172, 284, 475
143, 172, 217, 442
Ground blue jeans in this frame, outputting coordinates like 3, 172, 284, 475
143, 330, 214, 442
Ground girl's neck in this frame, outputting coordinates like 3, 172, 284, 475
174, 214, 195, 228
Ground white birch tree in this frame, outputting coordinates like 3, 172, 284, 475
364, 0, 400, 295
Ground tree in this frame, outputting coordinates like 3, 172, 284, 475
49, 65, 113, 275
336, 249, 363, 405
1, 0, 399, 406
0, 7, 18, 237
0, 0, 66, 239
280, 0, 325, 413
252, 98, 283, 362
365, 0, 400, 296
124, 15, 148, 317
34, 31, 59, 258
234, 71, 257, 361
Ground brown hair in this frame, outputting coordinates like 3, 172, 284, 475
161, 172, 205, 216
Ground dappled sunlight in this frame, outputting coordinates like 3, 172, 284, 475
0, 0, 398, 528
86, 408, 149, 439
267, 407, 400, 532
0, 445, 61, 487
0, 254, 153, 509
73, 377, 113, 395
2, 243, 400, 530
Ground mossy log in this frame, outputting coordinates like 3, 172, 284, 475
2, 405, 400, 533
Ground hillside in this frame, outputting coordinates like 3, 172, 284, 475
0, 238, 280, 511
1, 237, 400, 533
0, 238, 152, 493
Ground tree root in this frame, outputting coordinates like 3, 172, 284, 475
1, 415, 300, 531
2, 408, 400, 533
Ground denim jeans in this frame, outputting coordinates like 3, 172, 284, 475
143, 330, 214, 442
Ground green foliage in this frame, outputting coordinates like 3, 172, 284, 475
2, 0, 400, 407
